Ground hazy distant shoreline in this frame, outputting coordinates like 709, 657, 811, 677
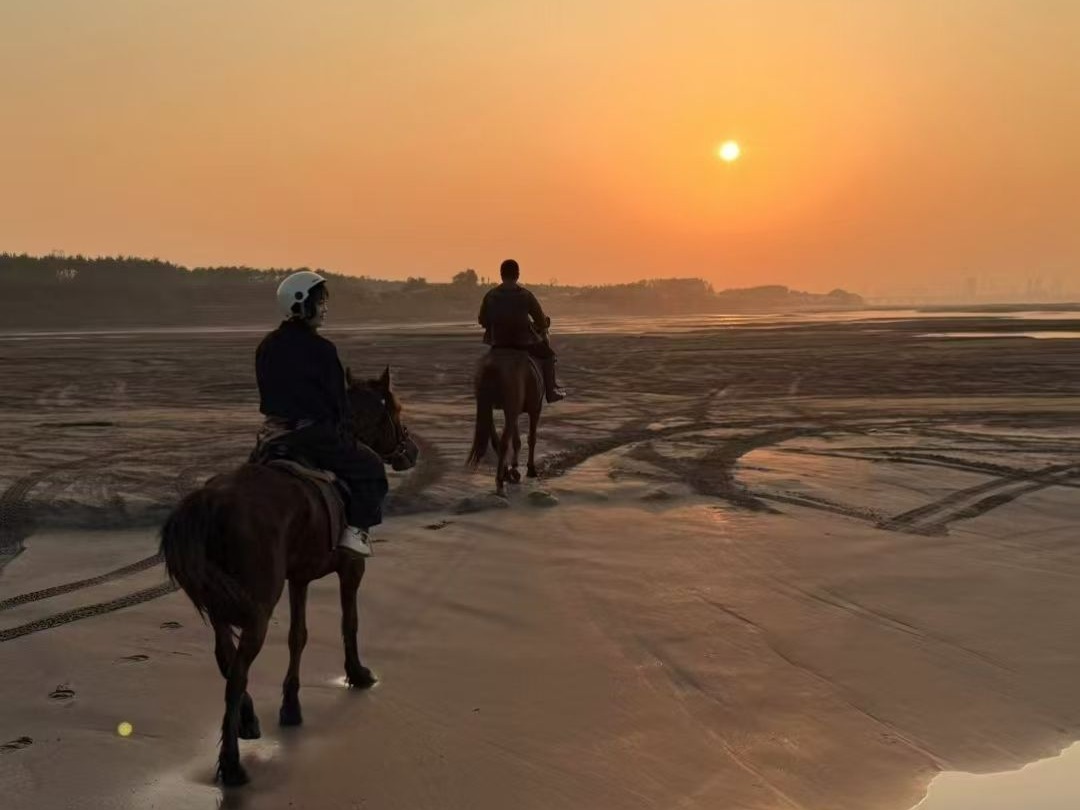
5, 252, 867, 329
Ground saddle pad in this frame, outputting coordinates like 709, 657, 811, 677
267, 459, 338, 485
267, 460, 346, 551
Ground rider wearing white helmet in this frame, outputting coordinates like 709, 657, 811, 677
254, 271, 386, 557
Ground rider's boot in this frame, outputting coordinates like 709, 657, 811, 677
339, 525, 374, 558
542, 358, 567, 403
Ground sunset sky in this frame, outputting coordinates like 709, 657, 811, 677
2, 1, 1078, 295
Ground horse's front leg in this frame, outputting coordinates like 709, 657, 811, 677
339, 559, 376, 688
279, 579, 309, 726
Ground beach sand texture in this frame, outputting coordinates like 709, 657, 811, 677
2, 313, 1079, 809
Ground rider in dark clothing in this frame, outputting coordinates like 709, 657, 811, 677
254, 272, 387, 557
256, 319, 350, 428
478, 259, 567, 402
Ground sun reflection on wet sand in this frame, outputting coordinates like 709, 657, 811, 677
921, 331, 1080, 340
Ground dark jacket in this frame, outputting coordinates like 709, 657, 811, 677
256, 320, 350, 429
478, 283, 549, 348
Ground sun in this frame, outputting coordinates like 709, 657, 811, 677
717, 140, 741, 162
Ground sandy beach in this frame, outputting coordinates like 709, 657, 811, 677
2, 312, 1079, 809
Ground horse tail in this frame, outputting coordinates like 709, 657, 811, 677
467, 363, 499, 467
160, 487, 255, 628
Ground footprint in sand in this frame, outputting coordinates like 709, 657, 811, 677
159, 621, 182, 630
49, 684, 76, 702
117, 654, 149, 664
424, 519, 453, 531
1, 736, 33, 753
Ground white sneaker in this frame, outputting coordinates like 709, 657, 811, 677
340, 526, 374, 557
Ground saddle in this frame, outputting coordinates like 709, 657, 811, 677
249, 440, 347, 551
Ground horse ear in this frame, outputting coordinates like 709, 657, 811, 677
345, 366, 356, 387
379, 365, 392, 390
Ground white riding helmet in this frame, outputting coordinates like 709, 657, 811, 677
276, 271, 327, 320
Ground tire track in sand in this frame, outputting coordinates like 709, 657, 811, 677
879, 462, 1080, 535
0, 582, 178, 643
0, 553, 163, 613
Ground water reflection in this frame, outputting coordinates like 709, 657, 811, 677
921, 331, 1080, 340
915, 743, 1080, 809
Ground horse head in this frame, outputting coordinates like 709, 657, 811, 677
345, 365, 419, 471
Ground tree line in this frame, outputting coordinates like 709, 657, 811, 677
1, 253, 863, 329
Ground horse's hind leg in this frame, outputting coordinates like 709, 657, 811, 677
279, 580, 309, 727
212, 619, 260, 740
526, 410, 539, 478
339, 560, 376, 689
509, 418, 522, 483
218, 616, 269, 787
496, 411, 516, 494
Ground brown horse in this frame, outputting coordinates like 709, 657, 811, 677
466, 349, 543, 494
160, 366, 417, 787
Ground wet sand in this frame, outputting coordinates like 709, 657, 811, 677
1, 313, 1079, 809
917, 743, 1080, 809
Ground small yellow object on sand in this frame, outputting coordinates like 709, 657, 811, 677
117, 722, 133, 737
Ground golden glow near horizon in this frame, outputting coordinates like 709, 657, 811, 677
0, 1, 1078, 296
718, 141, 742, 163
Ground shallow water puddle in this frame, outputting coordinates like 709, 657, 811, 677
915, 743, 1080, 809
921, 332, 1080, 340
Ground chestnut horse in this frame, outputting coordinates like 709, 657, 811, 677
466, 349, 543, 494
161, 367, 417, 786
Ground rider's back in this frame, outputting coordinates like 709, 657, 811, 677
256, 319, 348, 427
480, 283, 545, 348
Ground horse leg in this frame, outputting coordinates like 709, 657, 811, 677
218, 616, 269, 787
496, 414, 515, 495
279, 580, 309, 727
339, 560, 376, 688
212, 618, 260, 740
509, 417, 522, 483
526, 409, 539, 478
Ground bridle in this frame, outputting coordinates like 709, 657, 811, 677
373, 402, 412, 466
348, 385, 412, 464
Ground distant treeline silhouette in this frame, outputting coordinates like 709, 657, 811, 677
2, 253, 863, 328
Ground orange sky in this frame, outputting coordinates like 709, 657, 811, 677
2, 1, 1078, 295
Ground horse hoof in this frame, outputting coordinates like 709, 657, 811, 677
346, 666, 377, 690
508, 469, 522, 483
217, 761, 249, 787
239, 694, 261, 739
526, 466, 538, 478
238, 715, 262, 740
279, 705, 303, 727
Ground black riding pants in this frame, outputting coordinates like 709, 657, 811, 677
281, 423, 389, 529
